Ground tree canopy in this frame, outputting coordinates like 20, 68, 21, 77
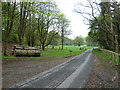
2, 2, 72, 55
75, 0, 120, 52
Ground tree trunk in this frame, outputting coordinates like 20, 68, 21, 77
42, 44, 45, 50
62, 40, 63, 50
29, 12, 31, 46
102, 31, 110, 50
18, 2, 28, 46
3, 2, 16, 56
19, 2, 23, 46
111, 20, 115, 51
114, 35, 118, 53
118, 21, 120, 52
52, 45, 54, 49
61, 27, 64, 50
40, 43, 41, 49
4, 3, 10, 56
31, 42, 34, 47
28, 42, 30, 46
4, 38, 8, 56
19, 38, 22, 46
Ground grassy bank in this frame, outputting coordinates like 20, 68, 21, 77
87, 49, 119, 88
93, 49, 119, 70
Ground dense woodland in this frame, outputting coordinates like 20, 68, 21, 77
75, 1, 120, 53
2, 2, 85, 56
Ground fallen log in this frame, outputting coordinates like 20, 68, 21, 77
14, 50, 40, 57
11, 45, 40, 57
24, 47, 37, 50
13, 45, 37, 50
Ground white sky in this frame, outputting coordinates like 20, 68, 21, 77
55, 0, 90, 39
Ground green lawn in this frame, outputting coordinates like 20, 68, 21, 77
2, 56, 16, 59
2, 45, 97, 59
40, 45, 96, 57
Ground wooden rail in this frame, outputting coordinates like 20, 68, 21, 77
96, 48, 120, 65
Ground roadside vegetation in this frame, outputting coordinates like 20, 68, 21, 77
86, 49, 119, 88
93, 49, 119, 69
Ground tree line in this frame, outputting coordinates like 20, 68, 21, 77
2, 1, 71, 56
2, 1, 85, 56
75, 0, 120, 52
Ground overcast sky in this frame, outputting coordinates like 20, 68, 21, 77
55, 0, 90, 39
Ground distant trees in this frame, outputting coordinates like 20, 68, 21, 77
47, 30, 60, 49
64, 37, 72, 45
72, 36, 84, 46
85, 36, 96, 46
58, 14, 71, 50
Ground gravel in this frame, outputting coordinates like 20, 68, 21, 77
86, 54, 119, 88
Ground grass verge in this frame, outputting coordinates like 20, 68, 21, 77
93, 49, 120, 70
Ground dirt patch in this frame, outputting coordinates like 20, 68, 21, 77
86, 53, 119, 88
2, 56, 74, 88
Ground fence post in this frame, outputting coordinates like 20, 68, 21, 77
109, 51, 110, 58
106, 50, 108, 56
114, 53, 116, 64
14, 50, 16, 57
105, 50, 107, 56
118, 54, 120, 65
111, 52, 113, 60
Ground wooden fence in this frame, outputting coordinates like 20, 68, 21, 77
96, 48, 120, 65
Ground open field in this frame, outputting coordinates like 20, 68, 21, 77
2, 45, 97, 59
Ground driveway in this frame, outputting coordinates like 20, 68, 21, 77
10, 49, 94, 88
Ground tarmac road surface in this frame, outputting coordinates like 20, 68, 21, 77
10, 49, 94, 88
